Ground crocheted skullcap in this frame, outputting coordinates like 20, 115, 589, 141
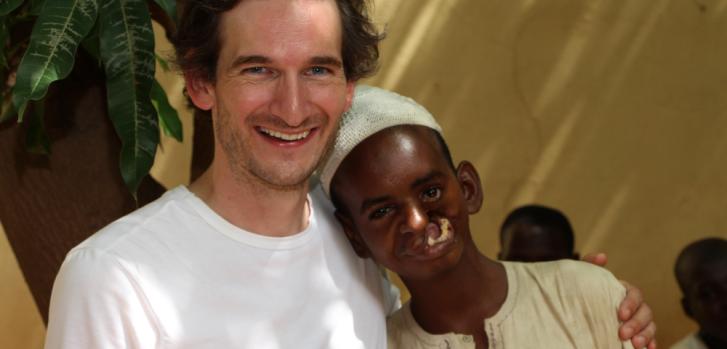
319, 85, 442, 196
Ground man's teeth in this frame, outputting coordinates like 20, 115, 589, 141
260, 127, 310, 141
427, 218, 452, 246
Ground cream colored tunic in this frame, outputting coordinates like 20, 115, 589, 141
670, 333, 708, 349
387, 260, 634, 349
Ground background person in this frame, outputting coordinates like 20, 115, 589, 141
671, 237, 727, 349
498, 204, 579, 262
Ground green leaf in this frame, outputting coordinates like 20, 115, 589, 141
25, 99, 50, 154
0, 19, 8, 68
99, 0, 158, 196
11, 0, 99, 122
155, 52, 169, 71
153, 0, 176, 24
151, 78, 182, 142
80, 20, 100, 60
30, 0, 46, 15
0, 0, 23, 16
0, 91, 15, 123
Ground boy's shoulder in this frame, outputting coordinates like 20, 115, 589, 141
506, 259, 622, 291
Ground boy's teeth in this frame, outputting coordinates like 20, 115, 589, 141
260, 127, 310, 141
427, 218, 452, 246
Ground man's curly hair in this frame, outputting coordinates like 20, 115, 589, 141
173, 0, 384, 83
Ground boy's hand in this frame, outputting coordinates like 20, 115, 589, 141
582, 253, 657, 349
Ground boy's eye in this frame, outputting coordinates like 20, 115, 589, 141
421, 187, 442, 202
369, 206, 393, 220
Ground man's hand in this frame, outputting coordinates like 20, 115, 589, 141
582, 253, 657, 349
617, 281, 657, 349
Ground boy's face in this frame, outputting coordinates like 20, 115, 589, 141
499, 223, 576, 262
682, 258, 727, 341
331, 126, 483, 281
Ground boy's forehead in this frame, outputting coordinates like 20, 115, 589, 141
350, 126, 442, 164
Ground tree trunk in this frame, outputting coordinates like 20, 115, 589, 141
0, 56, 165, 323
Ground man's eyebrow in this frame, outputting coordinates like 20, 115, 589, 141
229, 55, 271, 70
411, 171, 445, 189
310, 55, 343, 68
360, 196, 392, 215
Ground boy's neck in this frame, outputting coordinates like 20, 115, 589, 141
699, 330, 727, 349
404, 243, 508, 336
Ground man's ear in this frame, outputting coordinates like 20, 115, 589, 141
334, 210, 371, 259
455, 161, 483, 214
184, 73, 215, 111
343, 81, 355, 111
681, 297, 694, 318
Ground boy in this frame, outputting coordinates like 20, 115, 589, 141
672, 237, 727, 349
498, 204, 580, 262
319, 85, 637, 348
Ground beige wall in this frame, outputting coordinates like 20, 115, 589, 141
0, 223, 45, 349
367, 0, 727, 346
3, 0, 727, 347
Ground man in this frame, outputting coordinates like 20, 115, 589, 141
498, 204, 580, 262
45, 1, 654, 348
46, 1, 395, 348
672, 237, 727, 349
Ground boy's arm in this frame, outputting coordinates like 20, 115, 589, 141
45, 248, 160, 349
583, 253, 657, 349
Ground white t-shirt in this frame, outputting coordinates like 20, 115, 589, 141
387, 260, 633, 349
45, 185, 399, 349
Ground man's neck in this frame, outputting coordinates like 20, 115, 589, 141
189, 166, 311, 237
405, 243, 507, 335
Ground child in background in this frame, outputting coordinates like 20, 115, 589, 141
319, 85, 637, 349
671, 237, 727, 349
498, 204, 579, 262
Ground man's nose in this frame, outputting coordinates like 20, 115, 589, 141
270, 75, 310, 127
400, 203, 428, 235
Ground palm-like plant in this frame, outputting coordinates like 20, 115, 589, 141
1, 0, 182, 196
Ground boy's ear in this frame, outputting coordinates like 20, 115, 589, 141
334, 210, 371, 259
455, 161, 483, 214
184, 73, 215, 111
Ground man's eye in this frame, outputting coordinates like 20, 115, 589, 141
308, 66, 330, 75
421, 187, 442, 202
242, 67, 269, 75
369, 206, 392, 220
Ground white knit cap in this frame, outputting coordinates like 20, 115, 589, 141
319, 85, 442, 196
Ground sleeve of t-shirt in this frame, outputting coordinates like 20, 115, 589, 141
45, 247, 161, 349
560, 261, 635, 349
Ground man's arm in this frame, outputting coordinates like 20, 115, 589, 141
45, 248, 160, 349
583, 253, 657, 349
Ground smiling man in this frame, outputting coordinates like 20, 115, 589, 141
45, 1, 395, 348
